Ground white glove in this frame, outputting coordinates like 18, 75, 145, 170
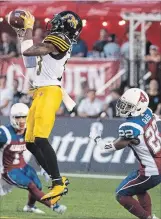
89, 122, 103, 142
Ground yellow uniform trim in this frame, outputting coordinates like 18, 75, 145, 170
46, 37, 68, 51
44, 35, 70, 50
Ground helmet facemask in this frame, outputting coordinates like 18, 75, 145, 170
10, 115, 27, 130
116, 98, 137, 117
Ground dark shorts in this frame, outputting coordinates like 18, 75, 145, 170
116, 170, 161, 196
2, 164, 42, 190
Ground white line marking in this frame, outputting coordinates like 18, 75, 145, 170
60, 173, 125, 179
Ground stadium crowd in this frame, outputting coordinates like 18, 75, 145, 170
0, 24, 161, 118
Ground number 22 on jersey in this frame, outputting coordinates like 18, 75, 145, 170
145, 119, 161, 154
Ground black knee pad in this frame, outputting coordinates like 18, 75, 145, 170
34, 137, 49, 149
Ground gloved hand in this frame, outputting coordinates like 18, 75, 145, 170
89, 122, 103, 142
21, 11, 35, 30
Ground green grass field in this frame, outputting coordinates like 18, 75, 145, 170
0, 176, 161, 219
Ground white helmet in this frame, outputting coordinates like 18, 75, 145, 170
10, 103, 29, 130
116, 88, 149, 117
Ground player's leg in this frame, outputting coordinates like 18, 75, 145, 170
3, 168, 51, 208
115, 170, 161, 219
137, 192, 152, 216
33, 86, 69, 201
23, 164, 67, 213
25, 90, 51, 176
34, 86, 62, 182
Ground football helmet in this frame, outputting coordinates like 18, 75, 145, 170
46, 11, 82, 43
10, 103, 29, 130
116, 88, 149, 117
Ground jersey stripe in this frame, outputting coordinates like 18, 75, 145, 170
50, 35, 69, 47
47, 38, 68, 51
45, 37, 68, 52
44, 35, 70, 52
46, 36, 69, 48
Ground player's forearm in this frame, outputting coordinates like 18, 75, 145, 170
23, 28, 33, 41
23, 43, 56, 56
95, 137, 129, 152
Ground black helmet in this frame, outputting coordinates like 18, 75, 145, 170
46, 11, 82, 43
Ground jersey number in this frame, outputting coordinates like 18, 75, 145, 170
36, 56, 43, 75
13, 153, 20, 165
145, 120, 161, 154
119, 129, 134, 139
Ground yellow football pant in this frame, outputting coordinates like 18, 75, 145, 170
25, 86, 62, 142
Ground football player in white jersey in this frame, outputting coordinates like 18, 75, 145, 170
14, 11, 82, 203
90, 88, 161, 219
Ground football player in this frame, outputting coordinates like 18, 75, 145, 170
17, 10, 82, 202
0, 103, 67, 214
90, 88, 161, 219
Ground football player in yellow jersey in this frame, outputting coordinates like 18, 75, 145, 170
19, 11, 82, 203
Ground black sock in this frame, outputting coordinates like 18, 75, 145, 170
34, 137, 62, 185
26, 142, 51, 176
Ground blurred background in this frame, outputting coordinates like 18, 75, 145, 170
0, 0, 161, 174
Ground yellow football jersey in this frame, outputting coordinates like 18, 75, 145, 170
33, 32, 72, 87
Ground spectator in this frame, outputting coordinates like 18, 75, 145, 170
92, 28, 109, 55
12, 79, 22, 105
145, 45, 161, 63
0, 32, 18, 59
71, 38, 88, 57
0, 75, 13, 116
33, 28, 44, 45
76, 80, 89, 104
56, 102, 70, 116
12, 78, 32, 107
77, 89, 103, 118
121, 33, 152, 59
19, 94, 32, 107
104, 88, 121, 118
103, 34, 120, 59
146, 79, 161, 113
145, 45, 161, 86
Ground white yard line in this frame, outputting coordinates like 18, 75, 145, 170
61, 173, 125, 179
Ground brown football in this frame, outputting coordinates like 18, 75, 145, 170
8, 10, 26, 29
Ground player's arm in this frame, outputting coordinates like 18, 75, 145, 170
89, 123, 141, 152
23, 42, 58, 56
23, 32, 71, 56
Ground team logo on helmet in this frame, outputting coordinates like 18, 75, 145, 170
139, 92, 148, 103
63, 14, 78, 29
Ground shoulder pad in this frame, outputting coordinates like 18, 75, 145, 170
44, 32, 71, 53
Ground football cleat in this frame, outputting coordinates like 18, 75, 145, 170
41, 176, 69, 201
23, 205, 45, 214
53, 203, 67, 214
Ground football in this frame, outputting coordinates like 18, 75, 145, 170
8, 10, 26, 29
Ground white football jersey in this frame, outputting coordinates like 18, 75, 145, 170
119, 108, 161, 176
32, 32, 71, 87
